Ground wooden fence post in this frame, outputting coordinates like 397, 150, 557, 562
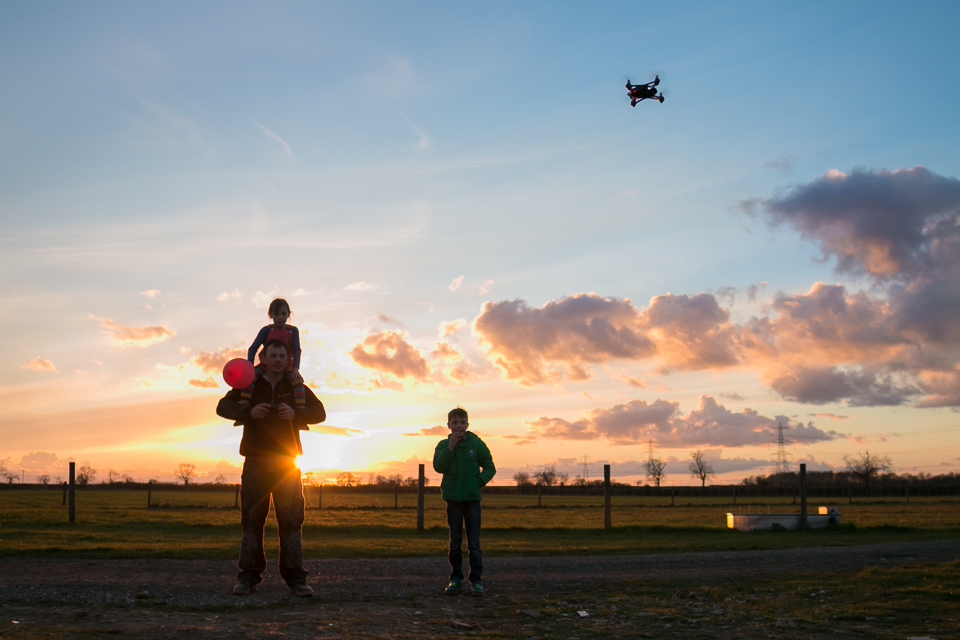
147, 480, 152, 508
799, 463, 807, 529
62, 481, 67, 506
68, 462, 76, 524
733, 486, 737, 505
537, 483, 542, 508
670, 487, 675, 507
416, 464, 425, 532
318, 482, 322, 510
395, 482, 399, 509
603, 464, 611, 531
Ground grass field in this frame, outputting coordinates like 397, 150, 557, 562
2, 489, 958, 560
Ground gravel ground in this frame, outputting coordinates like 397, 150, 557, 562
1, 541, 957, 638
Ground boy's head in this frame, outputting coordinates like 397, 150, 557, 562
448, 407, 468, 434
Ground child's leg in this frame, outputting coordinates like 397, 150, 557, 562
463, 501, 483, 583
445, 500, 465, 580
287, 372, 306, 409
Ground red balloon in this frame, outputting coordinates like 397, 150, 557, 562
223, 358, 255, 388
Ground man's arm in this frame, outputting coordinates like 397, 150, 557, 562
293, 386, 326, 427
217, 388, 252, 423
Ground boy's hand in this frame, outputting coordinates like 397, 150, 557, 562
447, 431, 465, 451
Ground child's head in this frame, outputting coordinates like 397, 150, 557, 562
268, 298, 291, 324
448, 407, 469, 433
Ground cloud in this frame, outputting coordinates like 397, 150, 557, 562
217, 288, 242, 301
141, 289, 160, 298
253, 291, 276, 308
350, 331, 429, 379
764, 156, 798, 174
190, 347, 247, 374
377, 313, 404, 326
431, 342, 461, 360
474, 294, 656, 385
439, 318, 466, 338
768, 365, 919, 406
252, 119, 295, 156
18, 452, 60, 470
477, 280, 494, 295
449, 275, 465, 292
345, 282, 376, 291
21, 358, 58, 373
188, 377, 219, 388
402, 425, 448, 437
527, 395, 841, 447
621, 374, 646, 388
89, 315, 176, 347
750, 166, 960, 280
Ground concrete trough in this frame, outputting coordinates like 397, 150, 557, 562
726, 507, 840, 531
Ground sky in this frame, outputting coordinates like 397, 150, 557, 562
2, 1, 960, 486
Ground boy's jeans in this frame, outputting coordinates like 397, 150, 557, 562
446, 500, 482, 582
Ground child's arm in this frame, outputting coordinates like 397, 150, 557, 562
433, 440, 455, 474
477, 442, 496, 486
247, 326, 270, 364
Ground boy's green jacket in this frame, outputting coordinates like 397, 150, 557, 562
433, 431, 496, 502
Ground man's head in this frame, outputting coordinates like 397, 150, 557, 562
448, 407, 468, 434
260, 339, 288, 374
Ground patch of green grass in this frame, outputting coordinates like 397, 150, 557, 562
2, 489, 958, 559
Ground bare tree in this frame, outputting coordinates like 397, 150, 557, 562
513, 471, 532, 487
688, 449, 714, 487
106, 468, 122, 484
174, 463, 197, 485
1, 469, 19, 484
76, 465, 96, 485
213, 474, 227, 484
37, 474, 51, 485
534, 465, 559, 486
300, 472, 316, 486
336, 471, 357, 487
843, 451, 892, 490
644, 457, 667, 487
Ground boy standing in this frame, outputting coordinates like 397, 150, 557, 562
433, 407, 496, 596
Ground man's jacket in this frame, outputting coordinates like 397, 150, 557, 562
216, 376, 325, 458
433, 431, 496, 502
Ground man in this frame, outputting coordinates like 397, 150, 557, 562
216, 339, 326, 597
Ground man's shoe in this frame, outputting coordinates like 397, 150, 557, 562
471, 581, 484, 597
290, 582, 313, 597
233, 580, 255, 595
444, 579, 461, 594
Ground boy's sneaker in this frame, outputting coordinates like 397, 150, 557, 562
444, 579, 461, 594
289, 581, 313, 597
471, 581, 484, 597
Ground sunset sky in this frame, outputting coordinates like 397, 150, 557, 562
3, 1, 959, 486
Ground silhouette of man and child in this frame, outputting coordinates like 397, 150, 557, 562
217, 298, 496, 598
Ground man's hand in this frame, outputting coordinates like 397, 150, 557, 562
250, 403, 272, 419
276, 403, 295, 420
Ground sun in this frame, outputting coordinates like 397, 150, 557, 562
296, 434, 347, 471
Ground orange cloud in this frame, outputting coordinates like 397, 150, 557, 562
190, 347, 247, 374
189, 377, 219, 388
22, 357, 57, 373
351, 331, 429, 380
402, 425, 448, 436
90, 315, 176, 347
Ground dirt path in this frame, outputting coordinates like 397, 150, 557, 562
1, 540, 957, 638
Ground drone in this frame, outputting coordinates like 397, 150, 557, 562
626, 76, 664, 107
